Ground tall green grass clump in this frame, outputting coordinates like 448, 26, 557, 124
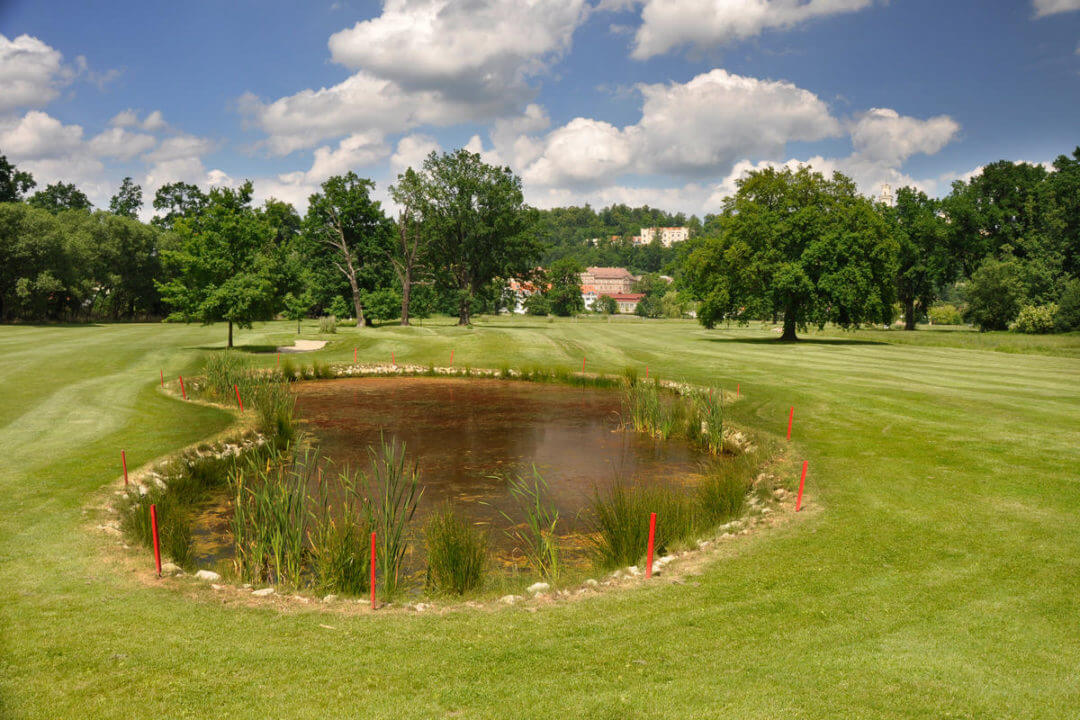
117, 485, 192, 567
230, 444, 313, 588
368, 435, 422, 597
587, 482, 697, 569
250, 376, 297, 447
318, 315, 337, 334
694, 389, 724, 454
696, 461, 748, 527
497, 467, 561, 583
424, 504, 487, 595
279, 356, 297, 382
203, 351, 252, 402
309, 465, 374, 595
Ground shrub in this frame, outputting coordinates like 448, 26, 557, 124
595, 295, 618, 315
523, 293, 549, 316
1055, 279, 1080, 332
424, 504, 487, 595
964, 258, 1024, 331
1013, 304, 1057, 334
927, 303, 963, 326
318, 315, 337, 334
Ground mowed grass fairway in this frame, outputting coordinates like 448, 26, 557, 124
1, 318, 1078, 719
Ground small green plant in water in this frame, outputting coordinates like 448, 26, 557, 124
369, 434, 422, 598
495, 467, 561, 583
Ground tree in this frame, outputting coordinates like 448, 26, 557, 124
29, 182, 91, 213
964, 257, 1024, 331
0, 154, 35, 202
282, 291, 313, 334
523, 293, 549, 316
545, 258, 584, 316
152, 182, 207, 230
157, 181, 280, 347
303, 173, 392, 327
684, 166, 897, 340
888, 187, 953, 330
1054, 278, 1080, 333
660, 290, 688, 319
389, 168, 431, 325
108, 177, 142, 218
595, 294, 618, 315
412, 149, 538, 325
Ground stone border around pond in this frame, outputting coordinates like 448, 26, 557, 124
92, 364, 803, 615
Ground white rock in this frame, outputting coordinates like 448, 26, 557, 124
414, 603, 431, 612
211, 584, 224, 591
160, 562, 182, 575
322, 594, 338, 603
195, 569, 221, 582
584, 579, 599, 587
251, 587, 274, 597
499, 594, 518, 605
527, 582, 550, 594
627, 566, 641, 577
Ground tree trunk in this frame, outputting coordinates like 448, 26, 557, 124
228, 320, 234, 348
400, 270, 411, 326
781, 314, 798, 341
904, 299, 917, 330
349, 278, 365, 327
457, 276, 470, 326
297, 318, 301, 334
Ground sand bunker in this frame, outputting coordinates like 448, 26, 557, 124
275, 339, 328, 353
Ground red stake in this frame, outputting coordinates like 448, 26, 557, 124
276, 352, 280, 368
796, 461, 808, 512
370, 530, 377, 610
391, 351, 395, 366
150, 504, 162, 577
582, 354, 586, 374
160, 369, 164, 388
645, 512, 657, 578
178, 375, 186, 400
450, 349, 454, 367
787, 406, 794, 441
121, 450, 128, 486
736, 382, 740, 399
234, 383, 243, 412
354, 347, 357, 364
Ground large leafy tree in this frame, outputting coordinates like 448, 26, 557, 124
28, 182, 92, 213
108, 177, 143, 218
684, 166, 898, 340
412, 149, 538, 325
302, 173, 393, 326
888, 187, 954, 330
388, 168, 432, 325
152, 182, 207, 230
544, 257, 585, 316
964, 256, 1024, 331
157, 181, 280, 347
0, 153, 35, 202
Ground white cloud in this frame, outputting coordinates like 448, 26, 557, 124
143, 134, 217, 164
306, 131, 390, 179
109, 109, 169, 131
389, 133, 441, 178
1033, 0, 1080, 17
88, 127, 157, 161
517, 68, 841, 187
630, 0, 874, 59
0, 110, 83, 158
141, 110, 167, 131
328, 0, 586, 99
108, 109, 138, 127
0, 34, 77, 113
848, 107, 960, 166
239, 72, 495, 156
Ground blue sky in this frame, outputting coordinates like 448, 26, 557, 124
1, 0, 1078, 217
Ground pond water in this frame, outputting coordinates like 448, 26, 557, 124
191, 377, 710, 565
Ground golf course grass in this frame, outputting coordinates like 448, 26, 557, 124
1, 316, 1078, 718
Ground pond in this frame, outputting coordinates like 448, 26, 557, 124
191, 377, 711, 565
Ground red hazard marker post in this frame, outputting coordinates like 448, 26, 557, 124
150, 504, 162, 577
787, 406, 794, 441
582, 354, 586, 374
354, 347, 357, 364
179, 375, 187, 400
450, 349, 454, 367
796, 460, 808, 512
645, 512, 657, 578
121, 450, 128, 486
234, 383, 244, 412
370, 531, 377, 610
160, 369, 164, 388
276, 352, 280, 368
736, 382, 740, 399
391, 351, 395, 366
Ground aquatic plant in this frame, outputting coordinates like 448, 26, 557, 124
498, 467, 561, 583
368, 434, 423, 597
424, 503, 488, 595
587, 482, 698, 570
309, 464, 374, 596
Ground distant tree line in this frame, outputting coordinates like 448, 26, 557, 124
2, 144, 1077, 338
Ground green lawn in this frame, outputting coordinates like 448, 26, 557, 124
1, 317, 1078, 719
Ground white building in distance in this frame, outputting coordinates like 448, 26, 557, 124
878, 184, 895, 207
638, 227, 689, 247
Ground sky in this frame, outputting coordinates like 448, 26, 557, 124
1, 0, 1078, 219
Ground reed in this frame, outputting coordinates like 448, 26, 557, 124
309, 463, 374, 595
424, 503, 488, 595
318, 315, 337, 334
368, 434, 422, 597
587, 481, 699, 569
497, 467, 561, 583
